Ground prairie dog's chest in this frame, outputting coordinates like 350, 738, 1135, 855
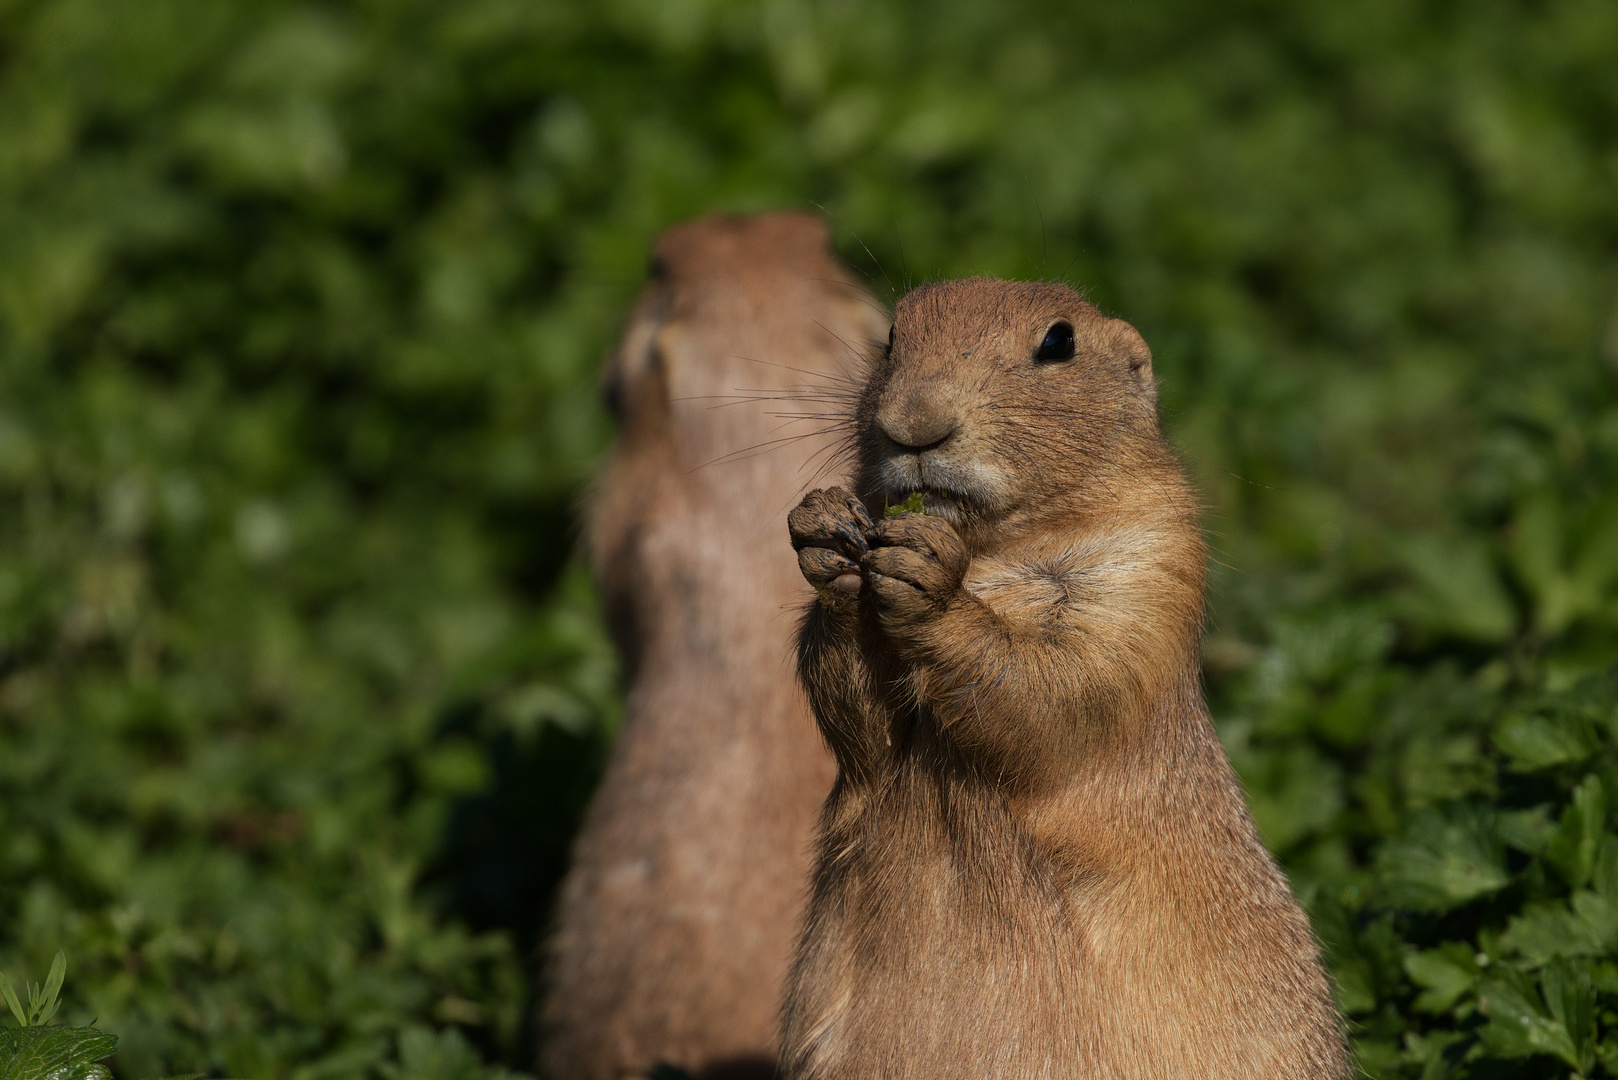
963, 550, 1098, 626
834, 764, 1079, 949
803, 774, 1092, 1077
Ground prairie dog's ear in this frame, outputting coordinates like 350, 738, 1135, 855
1110, 320, 1152, 379
1105, 318, 1155, 406
1072, 313, 1156, 405
599, 267, 672, 420
625, 316, 714, 418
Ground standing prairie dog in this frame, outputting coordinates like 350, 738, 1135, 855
543, 213, 886, 1080
783, 279, 1347, 1079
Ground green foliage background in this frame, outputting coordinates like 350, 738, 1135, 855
0, 0, 1615, 1076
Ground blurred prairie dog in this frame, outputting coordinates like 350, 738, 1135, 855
542, 213, 885, 1080
783, 279, 1347, 1079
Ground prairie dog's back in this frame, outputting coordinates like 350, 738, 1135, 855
543, 213, 885, 1080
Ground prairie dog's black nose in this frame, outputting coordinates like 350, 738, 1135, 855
877, 388, 957, 451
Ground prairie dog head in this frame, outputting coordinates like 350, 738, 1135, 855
590, 213, 886, 658
855, 278, 1181, 550
600, 212, 887, 472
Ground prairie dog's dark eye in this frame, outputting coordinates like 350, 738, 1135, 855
887, 326, 895, 351
1035, 321, 1075, 362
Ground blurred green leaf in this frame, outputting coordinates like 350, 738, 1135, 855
1397, 537, 1517, 645
381, 1028, 519, 1080
1501, 892, 1618, 966
1495, 712, 1601, 772
1404, 944, 1480, 1015
1477, 970, 1581, 1068
1375, 806, 1509, 913
1497, 805, 1556, 856
1546, 775, 1608, 888
1542, 960, 1597, 1073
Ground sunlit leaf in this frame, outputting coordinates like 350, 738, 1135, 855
1500, 892, 1618, 966
1375, 805, 1509, 912
1404, 944, 1479, 1014
0, 1027, 116, 1080
1477, 973, 1580, 1068
1546, 775, 1608, 888
1494, 712, 1601, 772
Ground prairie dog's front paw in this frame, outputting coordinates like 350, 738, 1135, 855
863, 515, 968, 631
789, 488, 873, 597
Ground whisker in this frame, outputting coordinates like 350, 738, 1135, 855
810, 319, 886, 371
810, 200, 896, 301
806, 277, 894, 323
689, 431, 836, 474
726, 353, 869, 388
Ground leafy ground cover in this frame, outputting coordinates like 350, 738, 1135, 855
1, 953, 116, 1080
0, 0, 1615, 1077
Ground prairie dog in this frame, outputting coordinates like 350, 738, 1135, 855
542, 213, 885, 1080
783, 279, 1347, 1079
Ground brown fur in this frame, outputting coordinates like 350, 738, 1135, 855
543, 213, 887, 1080
783, 279, 1348, 1079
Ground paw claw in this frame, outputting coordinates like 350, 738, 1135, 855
790, 488, 878, 598
834, 522, 869, 557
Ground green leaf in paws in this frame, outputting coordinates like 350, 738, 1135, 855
885, 492, 926, 517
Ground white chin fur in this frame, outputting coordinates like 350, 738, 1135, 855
876, 455, 1009, 516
